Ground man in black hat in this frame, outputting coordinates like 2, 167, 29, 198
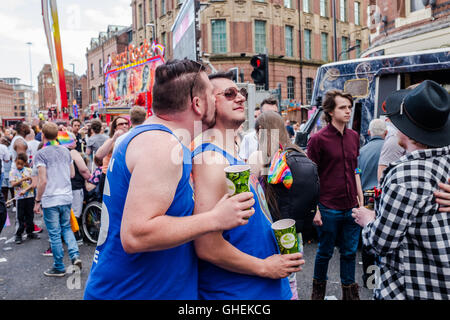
352, 80, 450, 300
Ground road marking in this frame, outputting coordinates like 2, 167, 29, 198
0, 258, 7, 263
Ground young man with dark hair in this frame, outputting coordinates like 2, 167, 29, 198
191, 71, 303, 299
70, 118, 85, 153
260, 97, 279, 113
84, 60, 254, 300
307, 89, 363, 300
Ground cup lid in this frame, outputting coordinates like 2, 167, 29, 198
271, 218, 296, 230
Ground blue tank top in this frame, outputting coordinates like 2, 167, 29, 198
192, 143, 292, 300
84, 124, 197, 300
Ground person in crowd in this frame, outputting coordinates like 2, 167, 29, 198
247, 110, 319, 299
239, 98, 279, 162
68, 132, 91, 244
1, 137, 14, 207
33, 122, 81, 277
307, 89, 363, 300
115, 106, 147, 147
85, 156, 103, 195
357, 118, 387, 287
83, 59, 255, 300
26, 129, 40, 166
191, 72, 303, 300
285, 120, 295, 139
0, 137, 10, 192
92, 116, 129, 200
10, 153, 38, 244
299, 119, 307, 131
71, 119, 86, 153
352, 80, 450, 300
35, 121, 45, 142
85, 119, 108, 164
10, 122, 31, 170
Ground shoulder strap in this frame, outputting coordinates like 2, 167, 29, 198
192, 143, 243, 165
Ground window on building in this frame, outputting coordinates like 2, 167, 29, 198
90, 88, 96, 103
303, 0, 310, 13
254, 20, 266, 53
304, 29, 312, 60
99, 85, 105, 99
341, 36, 349, 60
306, 77, 313, 104
211, 19, 227, 54
340, 0, 347, 22
149, 0, 154, 22
287, 76, 295, 100
161, 0, 166, 16
410, 0, 425, 12
354, 2, 361, 25
161, 32, 167, 47
320, 0, 327, 17
90, 63, 94, 79
355, 39, 361, 58
99, 59, 103, 75
284, 0, 292, 9
138, 4, 143, 29
321, 32, 328, 62
285, 25, 294, 57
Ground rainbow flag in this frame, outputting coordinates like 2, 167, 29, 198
57, 131, 74, 146
267, 149, 293, 189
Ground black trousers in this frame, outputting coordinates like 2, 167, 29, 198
0, 190, 6, 234
16, 197, 35, 236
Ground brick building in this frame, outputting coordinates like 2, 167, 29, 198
0, 77, 38, 123
37, 64, 84, 118
85, 25, 133, 107
363, 0, 450, 56
0, 80, 15, 122
131, 0, 370, 118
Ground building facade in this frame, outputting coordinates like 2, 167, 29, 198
0, 80, 15, 123
131, 0, 370, 120
85, 25, 132, 108
0, 77, 38, 123
37, 65, 83, 118
363, 0, 450, 56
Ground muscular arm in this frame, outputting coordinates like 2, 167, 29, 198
120, 132, 253, 254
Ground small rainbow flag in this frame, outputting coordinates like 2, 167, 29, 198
267, 149, 293, 189
57, 131, 75, 147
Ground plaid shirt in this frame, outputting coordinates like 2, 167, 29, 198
362, 146, 450, 300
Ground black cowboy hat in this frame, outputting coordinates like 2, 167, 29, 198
384, 80, 450, 148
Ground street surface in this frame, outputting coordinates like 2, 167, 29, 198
0, 207, 373, 300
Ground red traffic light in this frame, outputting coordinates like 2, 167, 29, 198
250, 55, 264, 68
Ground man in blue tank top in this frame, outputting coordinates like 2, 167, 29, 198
191, 71, 305, 299
84, 60, 255, 300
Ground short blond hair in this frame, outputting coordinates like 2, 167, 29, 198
42, 122, 58, 140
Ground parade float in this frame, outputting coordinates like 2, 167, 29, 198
96, 40, 165, 124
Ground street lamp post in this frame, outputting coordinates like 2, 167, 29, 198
26, 42, 33, 88
69, 63, 75, 116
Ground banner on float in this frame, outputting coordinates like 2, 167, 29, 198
105, 56, 164, 103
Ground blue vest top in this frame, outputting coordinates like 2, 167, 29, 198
84, 124, 197, 300
192, 143, 292, 300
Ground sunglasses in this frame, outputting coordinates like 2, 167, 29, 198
216, 87, 248, 101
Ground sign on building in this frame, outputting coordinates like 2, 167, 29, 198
172, 0, 197, 61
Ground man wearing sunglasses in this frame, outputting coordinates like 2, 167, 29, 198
84, 60, 255, 300
191, 71, 304, 300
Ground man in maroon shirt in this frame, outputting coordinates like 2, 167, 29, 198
307, 90, 363, 300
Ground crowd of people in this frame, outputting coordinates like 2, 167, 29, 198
1, 59, 449, 300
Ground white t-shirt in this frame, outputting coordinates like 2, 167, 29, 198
27, 139, 40, 165
0, 144, 11, 173
238, 130, 258, 161
9, 135, 30, 170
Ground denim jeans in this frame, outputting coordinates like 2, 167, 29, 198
43, 204, 80, 272
313, 203, 361, 285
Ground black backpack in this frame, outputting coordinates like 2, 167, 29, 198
272, 147, 320, 233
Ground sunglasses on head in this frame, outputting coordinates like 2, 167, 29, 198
216, 87, 248, 101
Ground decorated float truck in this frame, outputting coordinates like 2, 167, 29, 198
295, 47, 450, 149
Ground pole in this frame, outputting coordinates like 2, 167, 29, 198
26, 42, 33, 88
332, 0, 338, 62
70, 63, 75, 108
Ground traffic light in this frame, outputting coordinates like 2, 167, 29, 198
250, 54, 269, 90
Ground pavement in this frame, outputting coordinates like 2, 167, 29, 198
1, 207, 374, 300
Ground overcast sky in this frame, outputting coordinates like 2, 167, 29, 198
0, 0, 132, 90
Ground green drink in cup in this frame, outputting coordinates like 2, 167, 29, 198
271, 218, 300, 254
224, 165, 252, 219
224, 165, 251, 195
